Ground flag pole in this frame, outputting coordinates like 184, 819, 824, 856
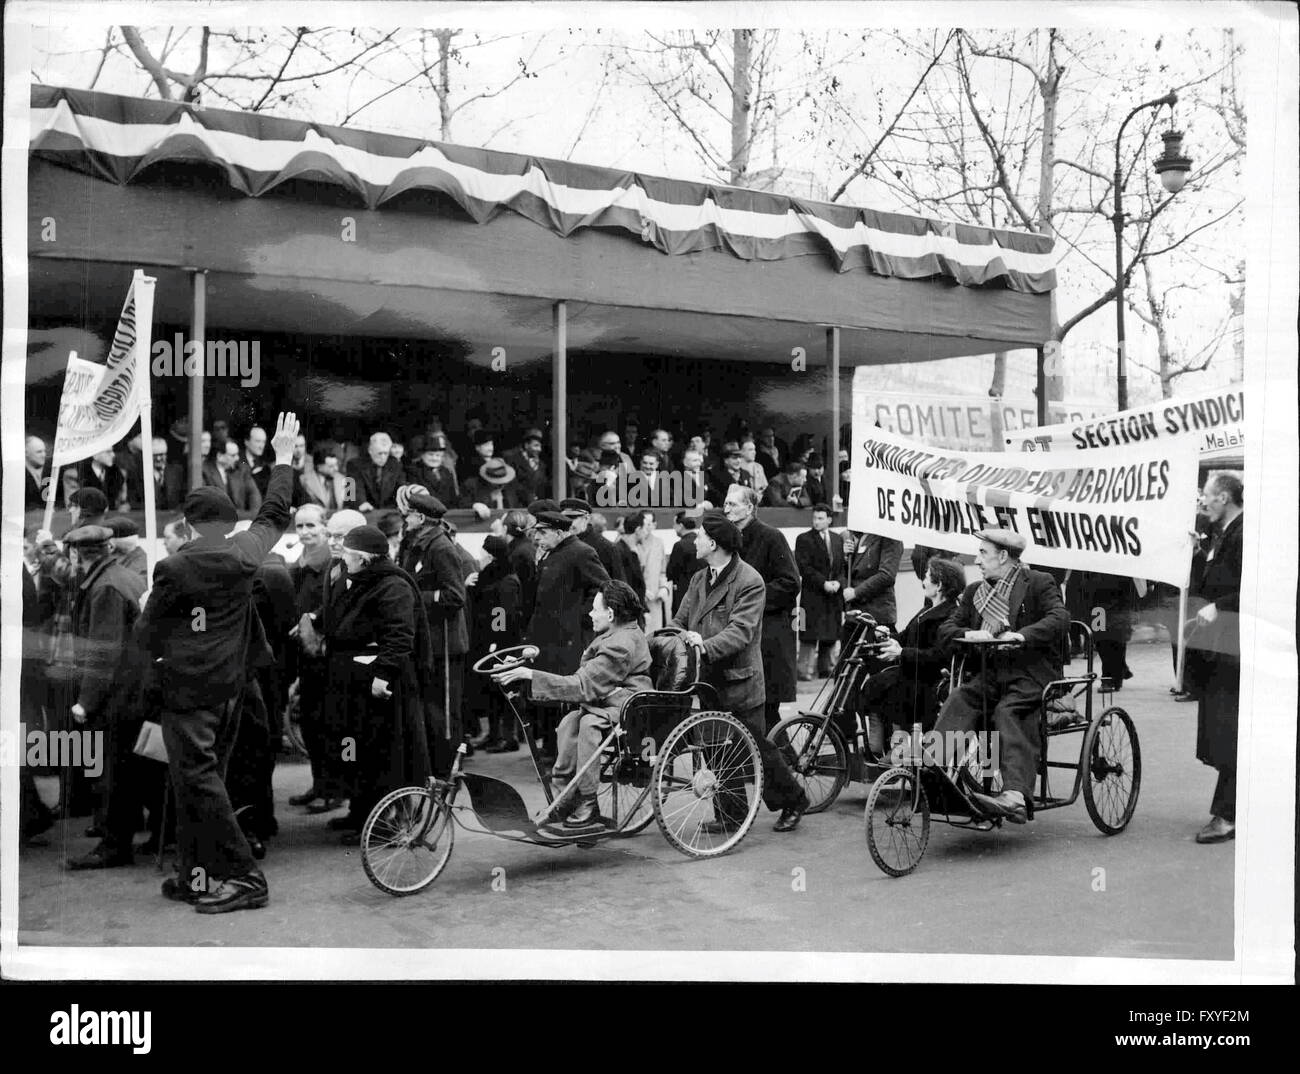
42, 349, 77, 536
133, 271, 159, 580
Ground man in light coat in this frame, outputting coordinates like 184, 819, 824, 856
672, 510, 809, 833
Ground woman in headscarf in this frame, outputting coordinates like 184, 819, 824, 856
321, 525, 434, 844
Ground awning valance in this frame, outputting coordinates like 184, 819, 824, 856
30, 84, 1055, 295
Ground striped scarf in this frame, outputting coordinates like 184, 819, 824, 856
973, 561, 1023, 635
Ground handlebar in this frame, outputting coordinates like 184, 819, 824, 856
472, 644, 540, 675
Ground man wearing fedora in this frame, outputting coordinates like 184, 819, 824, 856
397, 491, 469, 771
462, 456, 524, 517
934, 528, 1070, 823
504, 428, 548, 504
135, 412, 300, 913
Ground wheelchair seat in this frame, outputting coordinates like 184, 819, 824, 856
619, 630, 703, 762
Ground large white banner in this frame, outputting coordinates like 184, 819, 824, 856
50, 273, 155, 471
864, 388, 1111, 451
848, 423, 1200, 587
1003, 383, 1245, 461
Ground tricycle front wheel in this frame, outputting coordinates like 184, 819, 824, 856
361, 786, 455, 896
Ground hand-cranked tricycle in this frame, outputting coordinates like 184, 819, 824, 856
863, 623, 1142, 876
359, 630, 767, 895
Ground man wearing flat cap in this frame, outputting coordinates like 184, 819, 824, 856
135, 412, 301, 913
673, 510, 811, 832
524, 509, 610, 762
397, 491, 468, 770
561, 497, 626, 584
934, 527, 1069, 823
60, 524, 148, 869
104, 516, 148, 583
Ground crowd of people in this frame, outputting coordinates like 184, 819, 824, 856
23, 416, 847, 519
17, 400, 1245, 914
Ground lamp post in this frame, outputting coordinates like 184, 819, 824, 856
1111, 91, 1192, 410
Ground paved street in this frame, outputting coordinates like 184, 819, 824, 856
18, 641, 1234, 960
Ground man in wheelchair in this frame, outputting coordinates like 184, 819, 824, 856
933, 529, 1069, 823
492, 580, 652, 830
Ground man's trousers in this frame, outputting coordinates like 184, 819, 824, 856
934, 672, 1043, 799
161, 697, 257, 887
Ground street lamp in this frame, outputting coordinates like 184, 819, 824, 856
1112, 91, 1193, 410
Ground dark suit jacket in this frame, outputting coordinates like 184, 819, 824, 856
738, 517, 801, 703
136, 464, 294, 708
795, 527, 846, 641
502, 449, 548, 503
614, 539, 645, 601
70, 553, 146, 718
845, 532, 903, 627
345, 455, 404, 510
671, 554, 767, 713
666, 532, 706, 614
153, 464, 187, 510
507, 534, 538, 624
525, 534, 610, 675
705, 466, 751, 509
201, 458, 263, 517
25, 466, 49, 510
939, 567, 1069, 690
405, 461, 459, 507
761, 475, 814, 509
579, 527, 625, 586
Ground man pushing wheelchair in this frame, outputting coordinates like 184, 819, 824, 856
932, 528, 1070, 824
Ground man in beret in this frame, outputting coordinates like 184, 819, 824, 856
105, 516, 148, 582
562, 497, 626, 584
524, 509, 610, 763
397, 491, 469, 769
66, 486, 109, 531
934, 528, 1070, 823
673, 510, 810, 832
135, 412, 301, 912
63, 525, 147, 869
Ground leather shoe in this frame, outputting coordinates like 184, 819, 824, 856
1174, 691, 1197, 703
1195, 816, 1235, 844
970, 789, 1028, 824
66, 845, 133, 870
289, 786, 323, 806
773, 804, 807, 833
194, 870, 268, 914
161, 876, 201, 903
306, 797, 344, 814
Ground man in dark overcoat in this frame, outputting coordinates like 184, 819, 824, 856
523, 509, 610, 761
1189, 472, 1244, 844
562, 498, 625, 584
398, 492, 469, 771
934, 529, 1069, 823
672, 511, 809, 832
134, 413, 299, 913
794, 504, 845, 679
723, 484, 801, 732
62, 525, 147, 870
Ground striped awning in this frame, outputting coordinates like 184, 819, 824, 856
29, 84, 1055, 295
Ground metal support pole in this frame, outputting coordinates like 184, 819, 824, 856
187, 270, 207, 491
551, 300, 567, 501
1035, 345, 1047, 427
827, 326, 841, 513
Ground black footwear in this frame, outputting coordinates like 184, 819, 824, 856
486, 738, 519, 753
563, 797, 607, 830
66, 844, 133, 870
161, 877, 202, 903
194, 870, 269, 914
306, 797, 344, 814
327, 815, 360, 832
970, 789, 1029, 824
1174, 691, 1197, 703
773, 805, 806, 833
1195, 816, 1236, 844
289, 786, 323, 807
